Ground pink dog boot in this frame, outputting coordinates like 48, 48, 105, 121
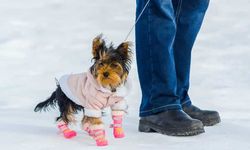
111, 111, 125, 138
83, 122, 92, 136
89, 125, 108, 146
57, 121, 77, 139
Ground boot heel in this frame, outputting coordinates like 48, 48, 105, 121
138, 121, 154, 132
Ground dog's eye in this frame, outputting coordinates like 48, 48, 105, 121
99, 62, 104, 67
110, 63, 118, 68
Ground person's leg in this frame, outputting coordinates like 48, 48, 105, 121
136, 0, 181, 117
136, 0, 204, 136
172, 0, 221, 126
172, 0, 210, 106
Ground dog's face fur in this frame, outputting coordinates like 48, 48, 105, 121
90, 35, 132, 92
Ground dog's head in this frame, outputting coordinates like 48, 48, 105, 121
90, 35, 132, 92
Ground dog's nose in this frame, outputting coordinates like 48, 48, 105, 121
103, 72, 109, 78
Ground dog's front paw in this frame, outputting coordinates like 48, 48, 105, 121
113, 127, 125, 138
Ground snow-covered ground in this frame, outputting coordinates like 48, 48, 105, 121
0, 0, 250, 149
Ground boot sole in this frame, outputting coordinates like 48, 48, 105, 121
139, 120, 205, 136
202, 117, 221, 126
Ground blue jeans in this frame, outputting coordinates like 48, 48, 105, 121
136, 0, 210, 117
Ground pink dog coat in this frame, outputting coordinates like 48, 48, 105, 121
59, 71, 130, 117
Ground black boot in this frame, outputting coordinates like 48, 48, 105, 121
139, 110, 204, 136
183, 105, 221, 126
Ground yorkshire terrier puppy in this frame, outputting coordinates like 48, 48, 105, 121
34, 35, 132, 146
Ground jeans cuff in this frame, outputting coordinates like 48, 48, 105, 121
181, 99, 192, 107
139, 104, 182, 117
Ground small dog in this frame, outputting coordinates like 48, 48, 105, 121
34, 35, 132, 146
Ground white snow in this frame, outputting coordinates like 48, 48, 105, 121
0, 0, 250, 149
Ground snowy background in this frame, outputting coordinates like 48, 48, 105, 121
0, 0, 250, 149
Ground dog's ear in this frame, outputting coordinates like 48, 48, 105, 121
116, 41, 132, 58
92, 34, 106, 59
117, 42, 132, 73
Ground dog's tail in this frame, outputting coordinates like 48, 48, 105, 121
34, 91, 57, 112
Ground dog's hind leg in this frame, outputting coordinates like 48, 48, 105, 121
55, 87, 79, 139
82, 116, 108, 146
56, 105, 78, 139
57, 120, 77, 139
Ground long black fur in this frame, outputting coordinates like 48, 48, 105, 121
34, 86, 84, 124
34, 90, 57, 112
